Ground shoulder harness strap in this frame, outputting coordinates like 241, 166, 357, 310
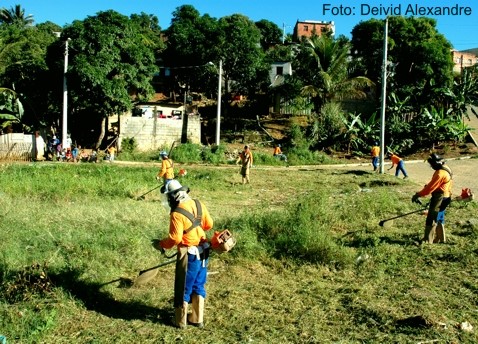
172, 199, 202, 234
440, 165, 453, 182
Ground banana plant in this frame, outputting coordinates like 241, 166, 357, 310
0, 87, 24, 129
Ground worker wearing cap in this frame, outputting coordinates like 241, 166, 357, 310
157, 151, 174, 185
386, 151, 408, 179
412, 153, 453, 244
152, 180, 213, 329
371, 142, 380, 172
236, 145, 253, 184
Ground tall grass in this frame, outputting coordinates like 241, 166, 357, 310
1, 162, 477, 343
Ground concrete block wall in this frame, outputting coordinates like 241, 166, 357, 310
119, 115, 201, 151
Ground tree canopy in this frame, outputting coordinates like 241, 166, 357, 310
351, 16, 454, 112
56, 10, 159, 145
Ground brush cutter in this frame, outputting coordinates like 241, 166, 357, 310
379, 203, 428, 228
134, 255, 177, 286
136, 184, 162, 200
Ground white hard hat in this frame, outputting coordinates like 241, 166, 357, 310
162, 179, 188, 194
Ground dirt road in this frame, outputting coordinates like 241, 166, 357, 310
308, 157, 477, 194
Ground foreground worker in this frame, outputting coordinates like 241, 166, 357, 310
156, 151, 175, 186
412, 153, 453, 244
153, 180, 213, 329
236, 145, 254, 184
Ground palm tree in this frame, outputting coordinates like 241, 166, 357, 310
0, 4, 34, 27
301, 34, 374, 113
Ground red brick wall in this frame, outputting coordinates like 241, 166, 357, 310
294, 21, 334, 41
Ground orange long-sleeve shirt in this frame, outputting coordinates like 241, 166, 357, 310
273, 147, 282, 155
160, 199, 213, 250
418, 167, 453, 198
157, 158, 174, 180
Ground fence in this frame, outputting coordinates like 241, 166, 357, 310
0, 133, 34, 162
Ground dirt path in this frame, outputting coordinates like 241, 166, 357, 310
291, 157, 478, 194
115, 155, 478, 195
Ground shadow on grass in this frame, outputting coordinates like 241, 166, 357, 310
340, 170, 370, 176
49, 268, 171, 324
341, 233, 420, 248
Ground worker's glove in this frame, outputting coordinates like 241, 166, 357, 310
151, 239, 165, 254
156, 176, 160, 181
411, 193, 421, 204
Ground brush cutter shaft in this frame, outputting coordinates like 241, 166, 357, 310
379, 207, 427, 226
139, 258, 176, 275
138, 184, 162, 198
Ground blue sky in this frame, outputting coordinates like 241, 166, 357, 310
3, 0, 478, 50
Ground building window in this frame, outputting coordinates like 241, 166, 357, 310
304, 25, 308, 31
276, 66, 283, 75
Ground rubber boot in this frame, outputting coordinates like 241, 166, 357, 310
434, 223, 446, 243
173, 302, 188, 329
188, 294, 205, 328
423, 224, 436, 244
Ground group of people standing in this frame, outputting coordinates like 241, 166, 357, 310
370, 142, 453, 245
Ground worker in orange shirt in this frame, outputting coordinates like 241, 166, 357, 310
236, 145, 253, 184
386, 151, 408, 179
273, 144, 287, 162
371, 142, 380, 171
412, 154, 453, 244
152, 180, 214, 329
156, 151, 175, 186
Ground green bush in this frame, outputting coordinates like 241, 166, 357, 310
201, 144, 228, 165
120, 137, 138, 153
171, 143, 203, 163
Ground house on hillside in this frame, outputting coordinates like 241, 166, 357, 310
452, 49, 478, 73
269, 62, 294, 114
293, 20, 335, 41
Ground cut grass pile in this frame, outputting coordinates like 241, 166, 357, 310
0, 161, 477, 343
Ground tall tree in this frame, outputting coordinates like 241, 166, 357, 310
58, 10, 158, 147
351, 16, 454, 113
0, 21, 62, 131
0, 4, 34, 27
162, 5, 220, 96
216, 14, 269, 97
255, 19, 282, 50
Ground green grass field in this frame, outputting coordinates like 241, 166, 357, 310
1, 161, 477, 343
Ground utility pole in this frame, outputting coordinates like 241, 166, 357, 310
379, 18, 388, 174
215, 59, 222, 146
61, 38, 71, 150
282, 23, 286, 44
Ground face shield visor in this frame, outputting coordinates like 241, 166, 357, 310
160, 192, 171, 211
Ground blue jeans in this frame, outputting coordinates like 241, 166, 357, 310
395, 160, 408, 177
372, 157, 379, 170
184, 254, 208, 302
